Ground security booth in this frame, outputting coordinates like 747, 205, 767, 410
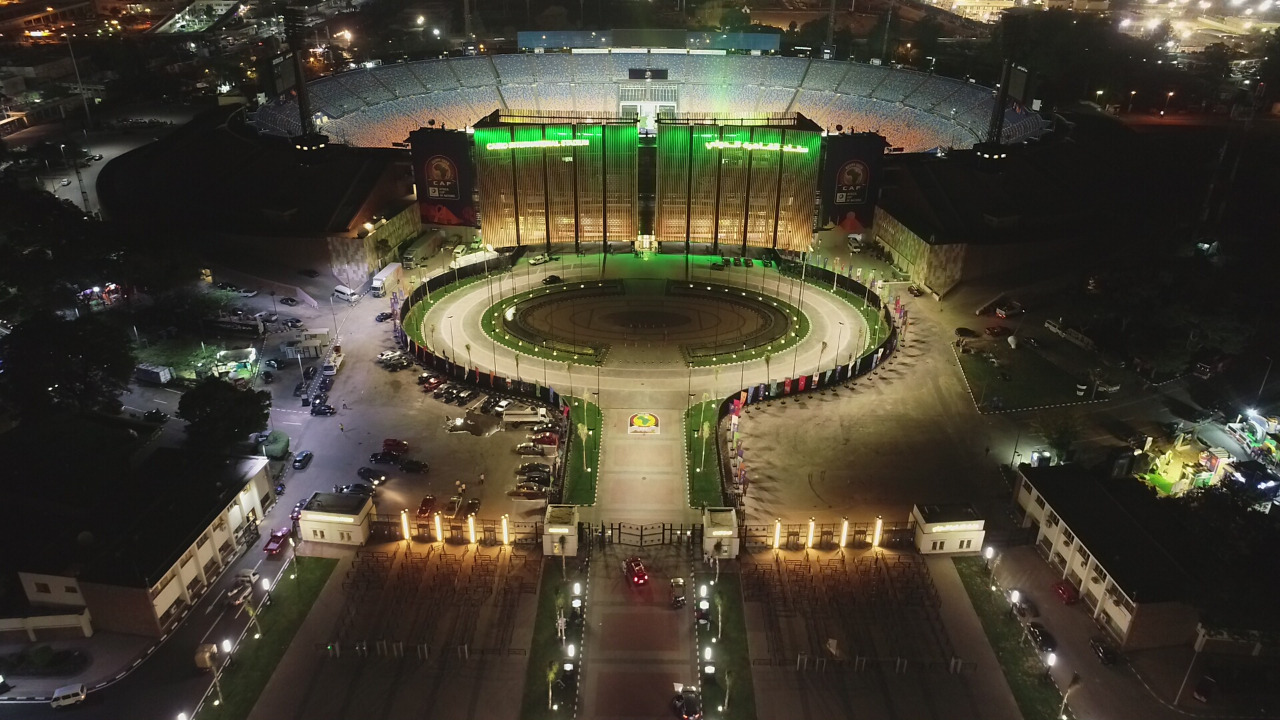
911, 503, 986, 555
543, 505, 580, 558
299, 492, 373, 546
702, 507, 739, 559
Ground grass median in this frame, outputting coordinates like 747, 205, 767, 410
197, 557, 337, 720
563, 398, 601, 505
686, 400, 723, 509
520, 562, 581, 720
957, 343, 1086, 412
700, 571, 757, 720
953, 556, 1066, 720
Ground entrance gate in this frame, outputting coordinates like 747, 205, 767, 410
593, 522, 703, 547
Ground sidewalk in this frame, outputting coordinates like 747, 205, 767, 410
0, 632, 153, 701
245, 550, 354, 720
925, 556, 1024, 720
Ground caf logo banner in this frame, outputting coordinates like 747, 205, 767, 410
835, 159, 870, 205
425, 155, 459, 199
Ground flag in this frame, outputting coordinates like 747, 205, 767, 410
784, 377, 793, 394
798, 375, 807, 391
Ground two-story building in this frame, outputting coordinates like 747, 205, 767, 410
1014, 464, 1200, 650
9, 450, 271, 640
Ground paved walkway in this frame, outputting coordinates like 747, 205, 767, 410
924, 556, 1023, 720
0, 633, 152, 701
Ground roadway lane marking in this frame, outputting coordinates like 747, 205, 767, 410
282, 421, 303, 426
153, 399, 169, 404
164, 388, 183, 395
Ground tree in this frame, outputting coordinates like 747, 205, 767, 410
1032, 412, 1083, 462
178, 377, 271, 447
725, 669, 736, 711
720, 6, 750, 31
0, 311, 135, 418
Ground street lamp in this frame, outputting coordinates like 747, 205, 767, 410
1162, 91, 1174, 115
1045, 651, 1057, 679
1127, 90, 1137, 112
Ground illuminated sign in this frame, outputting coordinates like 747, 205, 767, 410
485, 139, 590, 151
704, 140, 810, 153
930, 522, 983, 533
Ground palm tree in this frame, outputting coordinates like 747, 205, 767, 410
429, 323, 436, 353
725, 670, 736, 711
816, 341, 828, 378
546, 661, 558, 709
764, 353, 773, 395
715, 591, 724, 639
465, 343, 473, 380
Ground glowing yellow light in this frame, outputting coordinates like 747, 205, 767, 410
840, 517, 849, 548
502, 514, 510, 545
434, 513, 443, 542
400, 509, 410, 541
704, 140, 809, 153
872, 516, 883, 548
806, 517, 815, 548
773, 518, 782, 550
467, 514, 477, 544
486, 139, 588, 151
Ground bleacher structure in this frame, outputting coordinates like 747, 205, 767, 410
254, 54, 1045, 153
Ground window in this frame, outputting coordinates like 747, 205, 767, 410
1062, 529, 1076, 545
1034, 495, 1046, 509
65, 585, 78, 594
931, 540, 946, 551
340, 531, 352, 542
1078, 548, 1091, 565
312, 529, 326, 540
34, 582, 51, 594
1094, 568, 1108, 585
1046, 511, 1060, 527
958, 539, 973, 550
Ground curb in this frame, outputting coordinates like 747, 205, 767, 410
950, 345, 1111, 415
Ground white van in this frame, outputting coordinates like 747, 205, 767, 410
332, 285, 359, 303
50, 684, 86, 708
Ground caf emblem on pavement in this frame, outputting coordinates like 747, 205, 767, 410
628, 413, 659, 435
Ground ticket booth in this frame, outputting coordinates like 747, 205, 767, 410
543, 504, 579, 557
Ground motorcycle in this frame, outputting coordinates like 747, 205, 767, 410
274, 483, 286, 496
262, 371, 275, 384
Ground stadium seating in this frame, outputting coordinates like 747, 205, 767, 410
261, 53, 1042, 151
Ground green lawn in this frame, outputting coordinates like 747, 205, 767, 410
686, 401, 724, 509
520, 562, 580, 720
699, 572, 757, 720
957, 342, 1088, 412
134, 338, 222, 378
196, 557, 337, 720
563, 398, 602, 505
401, 273, 495, 350
953, 557, 1067, 720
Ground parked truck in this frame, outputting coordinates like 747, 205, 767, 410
503, 406, 551, 426
401, 235, 435, 270
135, 363, 174, 385
370, 262, 404, 298
448, 250, 500, 272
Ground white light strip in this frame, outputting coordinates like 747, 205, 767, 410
704, 140, 809, 153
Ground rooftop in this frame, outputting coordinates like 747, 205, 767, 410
915, 503, 983, 525
1020, 465, 1193, 604
303, 491, 370, 516
8, 447, 267, 588
545, 504, 577, 526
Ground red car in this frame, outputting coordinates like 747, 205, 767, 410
416, 494, 437, 518
1052, 580, 1079, 605
383, 439, 409, 453
985, 325, 1011, 337
263, 527, 291, 555
420, 375, 445, 391
622, 556, 648, 586
529, 432, 560, 446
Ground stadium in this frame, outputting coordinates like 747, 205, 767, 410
253, 52, 1045, 154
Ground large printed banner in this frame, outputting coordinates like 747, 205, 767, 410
820, 132, 889, 230
409, 128, 477, 227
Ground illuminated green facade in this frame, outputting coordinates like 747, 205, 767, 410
655, 116, 821, 252
474, 115, 638, 249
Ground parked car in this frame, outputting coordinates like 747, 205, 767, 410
433, 384, 454, 399
356, 467, 387, 486
515, 443, 544, 456
310, 404, 336, 416
370, 451, 401, 465
292, 451, 314, 470
375, 311, 393, 322
529, 432, 560, 446
263, 526, 291, 555
517, 462, 551, 476
985, 325, 1011, 337
622, 556, 649, 586
226, 581, 253, 606
417, 495, 437, 518
530, 422, 560, 435
290, 501, 305, 521
454, 389, 477, 406
1090, 636, 1117, 665
383, 439, 409, 453
672, 689, 703, 720
1051, 580, 1079, 605
529, 253, 551, 266
1026, 622, 1056, 653
400, 459, 429, 474
253, 311, 278, 322
303, 366, 318, 380
509, 483, 548, 499
282, 317, 304, 329
443, 495, 463, 518
376, 350, 402, 362
731, 257, 742, 266
385, 357, 412, 371
465, 497, 481, 515
438, 387, 460, 403
418, 373, 442, 387
216, 282, 238, 292
744, 258, 754, 267
709, 262, 725, 271
523, 471, 552, 487
337, 483, 374, 496
995, 301, 1024, 319
238, 288, 259, 298
494, 399, 514, 414
542, 274, 562, 285
279, 296, 299, 306
907, 285, 924, 297
143, 409, 169, 424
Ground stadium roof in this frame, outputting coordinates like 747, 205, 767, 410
876, 142, 1115, 246
99, 105, 411, 238
1020, 465, 1193, 604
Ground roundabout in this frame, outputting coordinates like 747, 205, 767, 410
407, 253, 889, 521
486, 278, 808, 366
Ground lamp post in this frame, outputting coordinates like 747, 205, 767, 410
1044, 651, 1056, 680
447, 314, 456, 363
1162, 91, 1174, 115
1127, 90, 1137, 113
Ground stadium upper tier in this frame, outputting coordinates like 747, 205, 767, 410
253, 53, 1043, 152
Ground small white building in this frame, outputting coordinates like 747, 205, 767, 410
543, 505, 579, 557
703, 507, 739, 558
911, 503, 985, 555
298, 492, 373, 546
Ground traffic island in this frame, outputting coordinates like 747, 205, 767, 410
686, 400, 724, 509
695, 569, 756, 720
195, 557, 337, 720
520, 561, 585, 720
953, 556, 1067, 720
562, 398, 602, 505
